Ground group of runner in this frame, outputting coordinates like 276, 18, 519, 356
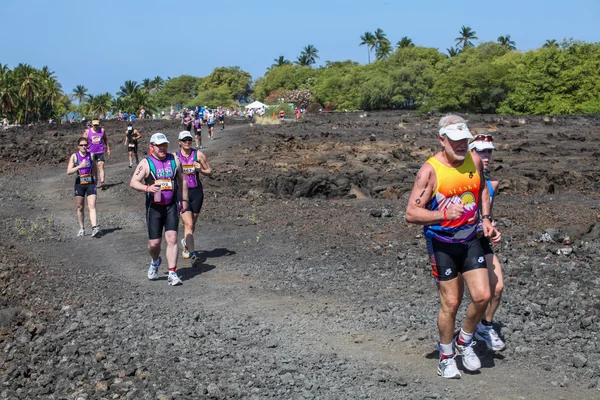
406, 114, 505, 379
68, 113, 507, 374
181, 106, 227, 148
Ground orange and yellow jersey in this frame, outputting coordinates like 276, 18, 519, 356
424, 153, 480, 243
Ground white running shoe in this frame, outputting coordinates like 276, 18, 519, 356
148, 256, 161, 280
475, 323, 506, 351
91, 226, 101, 238
454, 339, 481, 371
168, 271, 183, 286
181, 238, 190, 259
77, 228, 85, 237
437, 355, 461, 379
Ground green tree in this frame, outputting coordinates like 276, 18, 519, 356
447, 47, 460, 57
117, 80, 140, 98
72, 85, 88, 116
152, 76, 164, 92
455, 26, 478, 51
253, 65, 318, 100
543, 39, 558, 48
153, 75, 202, 109
296, 45, 319, 66
0, 64, 16, 116
198, 66, 252, 103
271, 56, 291, 69
359, 32, 376, 63
14, 63, 41, 124
396, 36, 415, 49
497, 35, 516, 51
375, 39, 393, 60
141, 78, 153, 92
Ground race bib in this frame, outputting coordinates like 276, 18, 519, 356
155, 179, 173, 191
182, 164, 195, 175
91, 135, 101, 143
80, 174, 92, 185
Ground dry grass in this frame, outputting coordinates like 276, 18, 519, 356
254, 116, 281, 125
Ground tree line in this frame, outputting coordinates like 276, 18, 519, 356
2, 27, 600, 123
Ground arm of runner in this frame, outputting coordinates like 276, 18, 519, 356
473, 152, 500, 242
124, 134, 128, 146
406, 163, 463, 224
103, 129, 110, 156
194, 151, 212, 176
129, 159, 157, 193
177, 158, 189, 203
67, 154, 84, 175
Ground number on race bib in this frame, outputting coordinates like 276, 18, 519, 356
155, 179, 173, 191
80, 174, 92, 185
182, 164, 195, 175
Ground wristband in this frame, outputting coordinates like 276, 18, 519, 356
145, 185, 148, 193
481, 215, 492, 220
443, 209, 448, 221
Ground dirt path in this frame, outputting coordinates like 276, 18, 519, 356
1, 118, 598, 399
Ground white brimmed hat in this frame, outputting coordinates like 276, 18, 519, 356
439, 123, 474, 141
150, 133, 169, 145
469, 134, 495, 151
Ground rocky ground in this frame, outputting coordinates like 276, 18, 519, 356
0, 112, 599, 399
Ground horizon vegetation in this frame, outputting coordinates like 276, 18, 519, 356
2, 27, 600, 124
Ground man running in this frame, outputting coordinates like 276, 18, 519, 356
206, 108, 215, 140
83, 119, 110, 190
175, 131, 212, 263
405, 114, 501, 379
279, 108, 285, 120
67, 137, 101, 237
193, 113, 203, 148
129, 133, 188, 286
217, 106, 225, 130
469, 133, 506, 352
124, 123, 142, 168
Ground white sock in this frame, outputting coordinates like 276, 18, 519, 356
439, 342, 453, 356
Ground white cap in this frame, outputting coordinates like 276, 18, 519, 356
469, 134, 495, 151
439, 123, 474, 141
150, 133, 169, 145
178, 131, 193, 140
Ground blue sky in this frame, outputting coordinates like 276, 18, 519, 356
2, 0, 599, 96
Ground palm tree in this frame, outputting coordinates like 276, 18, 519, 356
87, 92, 113, 118
297, 45, 319, 66
373, 28, 388, 50
117, 80, 139, 98
271, 56, 292, 68
446, 47, 460, 57
497, 35, 516, 50
543, 39, 558, 48
141, 78, 153, 92
72, 85, 88, 118
375, 39, 393, 60
455, 26, 478, 50
0, 64, 16, 116
14, 63, 41, 124
295, 54, 309, 66
152, 76, 164, 92
359, 32, 376, 63
396, 36, 415, 49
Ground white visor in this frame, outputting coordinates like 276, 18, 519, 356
439, 123, 473, 141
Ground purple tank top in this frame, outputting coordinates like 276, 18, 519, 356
177, 149, 200, 189
146, 154, 177, 205
86, 128, 105, 154
75, 152, 94, 185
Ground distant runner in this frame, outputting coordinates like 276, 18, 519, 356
469, 132, 506, 352
217, 106, 225, 130
193, 113, 203, 149
175, 131, 212, 263
67, 137, 101, 238
83, 119, 110, 190
129, 133, 188, 286
124, 123, 142, 168
206, 109, 215, 140
182, 112, 192, 132
405, 114, 500, 379
279, 108, 285, 120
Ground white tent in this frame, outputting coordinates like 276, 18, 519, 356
244, 100, 267, 109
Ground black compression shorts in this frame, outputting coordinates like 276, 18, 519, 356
479, 235, 494, 256
74, 183, 97, 197
92, 153, 105, 162
426, 236, 487, 281
145, 200, 179, 240
185, 186, 204, 214
128, 143, 138, 153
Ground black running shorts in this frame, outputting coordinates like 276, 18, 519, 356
479, 235, 494, 256
128, 143, 138, 153
92, 153, 105, 162
426, 236, 486, 281
74, 183, 97, 197
145, 200, 179, 240
186, 186, 204, 214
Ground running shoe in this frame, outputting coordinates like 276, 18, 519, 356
91, 226, 101, 238
129, 163, 133, 168
181, 239, 190, 259
454, 339, 481, 371
168, 271, 183, 286
77, 228, 85, 237
475, 323, 506, 351
437, 355, 461, 379
148, 256, 161, 280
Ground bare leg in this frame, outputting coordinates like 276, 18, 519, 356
164, 230, 178, 270
76, 196, 85, 228
461, 268, 491, 334
148, 238, 162, 262
437, 278, 464, 344
87, 194, 97, 227
134, 151, 139, 164
180, 211, 194, 252
97, 161, 105, 184
485, 254, 504, 322
128, 151, 133, 165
